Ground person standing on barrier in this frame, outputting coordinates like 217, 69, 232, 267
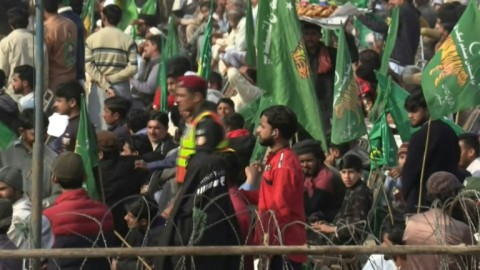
243, 105, 307, 270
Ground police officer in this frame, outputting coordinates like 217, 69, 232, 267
174, 75, 229, 183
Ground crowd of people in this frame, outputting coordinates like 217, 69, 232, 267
0, 0, 479, 269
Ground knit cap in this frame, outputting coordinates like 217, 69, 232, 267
0, 166, 23, 192
426, 171, 463, 198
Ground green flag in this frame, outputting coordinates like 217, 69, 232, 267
198, 1, 214, 79
331, 27, 367, 144
75, 95, 101, 200
245, 0, 256, 66
441, 117, 465, 136
376, 73, 419, 142
117, 0, 139, 30
81, 0, 95, 35
379, 7, 399, 75
421, 1, 480, 120
155, 16, 179, 112
140, 0, 157, 15
251, 0, 328, 160
369, 113, 398, 168
0, 122, 16, 150
164, 16, 180, 58
370, 7, 399, 122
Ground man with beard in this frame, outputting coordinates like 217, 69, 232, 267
293, 139, 345, 223
401, 88, 466, 213
244, 105, 307, 270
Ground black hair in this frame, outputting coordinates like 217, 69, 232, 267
381, 222, 405, 245
223, 113, 245, 131
217, 98, 235, 110
149, 111, 169, 129
102, 4, 122, 26
55, 81, 85, 107
138, 13, 157, 26
338, 154, 363, 172
404, 87, 427, 112
126, 109, 149, 133
218, 151, 242, 187
0, 69, 5, 87
56, 176, 84, 189
146, 35, 163, 53
359, 49, 381, 68
293, 139, 326, 163
167, 56, 192, 78
169, 106, 181, 128
301, 21, 322, 32
458, 133, 480, 157
104, 96, 132, 120
7, 6, 29, 29
438, 2, 466, 34
245, 67, 257, 85
18, 108, 48, 130
209, 71, 223, 90
261, 105, 298, 140
43, 0, 59, 13
329, 142, 350, 156
13, 65, 35, 89
125, 195, 158, 223
126, 135, 152, 155
199, 0, 217, 11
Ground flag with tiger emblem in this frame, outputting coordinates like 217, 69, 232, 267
331, 27, 367, 144
250, 0, 327, 159
421, 1, 480, 119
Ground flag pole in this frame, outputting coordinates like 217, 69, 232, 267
417, 119, 431, 214
31, 0, 45, 268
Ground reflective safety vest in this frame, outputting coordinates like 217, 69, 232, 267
176, 111, 229, 183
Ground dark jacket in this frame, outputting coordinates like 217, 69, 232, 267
142, 134, 178, 162
358, 3, 420, 66
401, 120, 464, 213
155, 151, 241, 270
333, 180, 372, 245
228, 133, 256, 181
100, 155, 148, 238
116, 217, 166, 270
0, 234, 22, 270
43, 189, 114, 270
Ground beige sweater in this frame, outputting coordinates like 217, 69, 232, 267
85, 26, 137, 90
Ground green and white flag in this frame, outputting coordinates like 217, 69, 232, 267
421, 1, 480, 119
75, 95, 101, 200
331, 27, 367, 144
249, 0, 328, 161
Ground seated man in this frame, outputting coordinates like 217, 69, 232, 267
114, 195, 165, 270
293, 139, 345, 223
312, 155, 372, 245
0, 199, 22, 270
43, 152, 114, 270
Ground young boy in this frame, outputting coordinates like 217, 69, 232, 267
312, 154, 372, 245
103, 96, 132, 143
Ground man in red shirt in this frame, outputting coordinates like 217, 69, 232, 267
244, 105, 307, 270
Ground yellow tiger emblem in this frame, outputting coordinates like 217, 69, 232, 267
292, 41, 311, 79
334, 78, 363, 122
430, 36, 468, 88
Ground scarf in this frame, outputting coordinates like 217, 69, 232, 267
227, 129, 250, 139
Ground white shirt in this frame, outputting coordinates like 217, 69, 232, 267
467, 157, 480, 177
18, 92, 34, 111
362, 254, 398, 270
